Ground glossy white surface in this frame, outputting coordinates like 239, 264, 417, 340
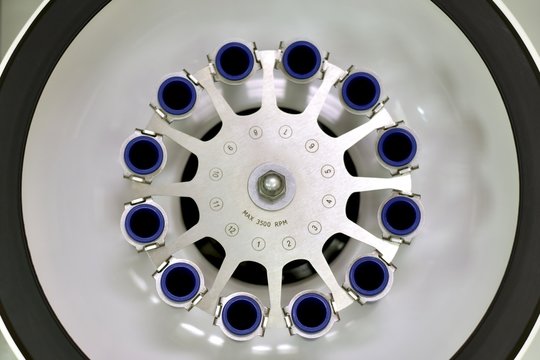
3, 0, 536, 358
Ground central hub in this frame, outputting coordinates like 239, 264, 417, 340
258, 171, 286, 200
248, 163, 296, 211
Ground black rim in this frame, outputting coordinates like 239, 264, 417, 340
0, 0, 539, 359
430, 1, 540, 358
0, 1, 111, 359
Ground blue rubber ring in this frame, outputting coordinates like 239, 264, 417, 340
291, 293, 332, 334
222, 295, 263, 336
349, 256, 390, 297
377, 128, 418, 167
160, 263, 201, 303
282, 41, 322, 80
381, 196, 422, 236
123, 136, 164, 175
215, 42, 255, 82
124, 204, 165, 243
342, 72, 381, 111
157, 77, 197, 116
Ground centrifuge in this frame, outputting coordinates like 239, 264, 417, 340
1, 1, 539, 359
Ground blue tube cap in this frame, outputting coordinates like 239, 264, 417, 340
291, 293, 332, 334
378, 128, 417, 167
125, 204, 165, 243
216, 42, 255, 82
222, 295, 263, 336
123, 136, 164, 175
342, 72, 381, 111
160, 262, 201, 303
349, 257, 390, 297
381, 196, 421, 236
282, 41, 322, 80
158, 77, 197, 115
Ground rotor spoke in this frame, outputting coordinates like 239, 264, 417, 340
336, 108, 396, 151
341, 221, 400, 263
147, 115, 206, 156
309, 253, 353, 311
146, 224, 206, 266
197, 257, 241, 313
195, 66, 238, 124
346, 173, 412, 195
266, 267, 284, 327
131, 181, 200, 199
303, 64, 346, 121
258, 50, 279, 110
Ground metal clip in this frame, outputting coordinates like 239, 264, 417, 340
345, 287, 366, 305
385, 236, 410, 245
213, 302, 223, 324
126, 197, 147, 206
319, 62, 329, 81
369, 96, 390, 119
376, 253, 398, 271
260, 310, 270, 336
143, 243, 159, 252
183, 69, 200, 86
336, 65, 354, 85
155, 259, 170, 274
149, 103, 168, 122
208, 62, 217, 78
187, 289, 207, 311
273, 42, 286, 70
330, 300, 338, 314
383, 119, 405, 130
397, 187, 421, 199
344, 287, 359, 302
139, 129, 158, 137
251, 42, 261, 68
392, 166, 411, 176
192, 289, 207, 306
283, 312, 293, 334
319, 51, 331, 79
124, 174, 150, 184
395, 166, 418, 176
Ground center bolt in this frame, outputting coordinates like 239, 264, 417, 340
258, 171, 286, 200
248, 163, 296, 211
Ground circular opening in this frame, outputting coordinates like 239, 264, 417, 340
378, 128, 417, 167
381, 197, 421, 236
158, 77, 197, 115
349, 257, 390, 297
282, 41, 322, 80
342, 72, 381, 111
216, 42, 255, 81
125, 204, 165, 243
291, 293, 332, 334
124, 136, 163, 175
222, 296, 262, 336
160, 263, 200, 303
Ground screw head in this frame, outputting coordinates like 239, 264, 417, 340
258, 171, 286, 200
